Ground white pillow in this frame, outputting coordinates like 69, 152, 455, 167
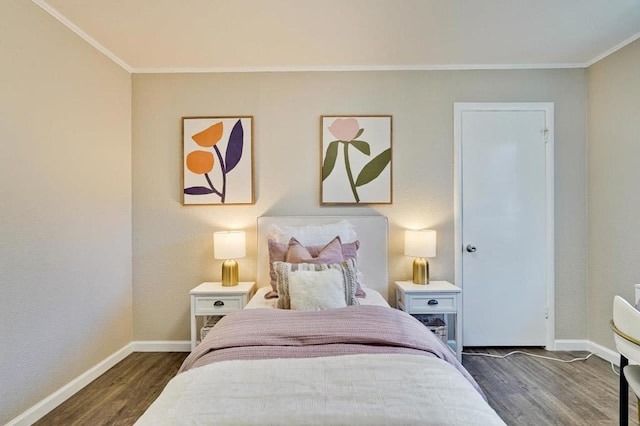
273, 259, 359, 309
267, 220, 357, 245
288, 269, 347, 311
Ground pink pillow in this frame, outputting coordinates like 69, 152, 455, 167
286, 236, 343, 263
266, 237, 365, 298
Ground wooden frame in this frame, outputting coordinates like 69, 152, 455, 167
320, 115, 392, 205
182, 116, 254, 205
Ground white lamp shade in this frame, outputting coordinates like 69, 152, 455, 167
404, 229, 436, 258
213, 231, 246, 259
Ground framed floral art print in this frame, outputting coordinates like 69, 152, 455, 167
320, 115, 392, 205
182, 116, 254, 205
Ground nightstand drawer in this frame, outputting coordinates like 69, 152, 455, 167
194, 296, 241, 314
409, 295, 456, 313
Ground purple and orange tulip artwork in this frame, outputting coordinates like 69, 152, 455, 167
184, 119, 244, 203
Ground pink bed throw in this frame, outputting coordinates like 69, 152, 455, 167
180, 305, 481, 394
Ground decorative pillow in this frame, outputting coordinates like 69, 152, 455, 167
288, 269, 347, 311
266, 238, 366, 299
267, 220, 357, 246
286, 236, 343, 263
273, 258, 359, 310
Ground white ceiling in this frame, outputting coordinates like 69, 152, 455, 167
35, 0, 640, 73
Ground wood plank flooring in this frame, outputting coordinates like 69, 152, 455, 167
34, 352, 188, 426
463, 347, 636, 425
35, 349, 635, 425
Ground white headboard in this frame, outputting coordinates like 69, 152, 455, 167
257, 216, 390, 301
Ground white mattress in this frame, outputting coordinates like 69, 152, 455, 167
245, 286, 390, 309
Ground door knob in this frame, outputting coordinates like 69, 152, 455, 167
466, 244, 477, 253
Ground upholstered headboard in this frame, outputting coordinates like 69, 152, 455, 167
257, 216, 390, 301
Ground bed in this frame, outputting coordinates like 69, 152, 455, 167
136, 216, 505, 425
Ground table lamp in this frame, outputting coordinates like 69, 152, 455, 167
213, 231, 246, 286
404, 229, 436, 284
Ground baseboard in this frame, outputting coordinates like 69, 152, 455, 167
554, 339, 621, 366
7, 341, 189, 425
554, 339, 590, 351
587, 340, 621, 366
130, 340, 191, 352
6, 343, 134, 426
130, 338, 619, 364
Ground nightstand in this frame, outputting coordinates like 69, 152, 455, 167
190, 281, 255, 350
395, 280, 462, 361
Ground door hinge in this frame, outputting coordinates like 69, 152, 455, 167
543, 129, 549, 143
545, 307, 549, 319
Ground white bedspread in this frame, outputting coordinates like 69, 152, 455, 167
136, 353, 505, 425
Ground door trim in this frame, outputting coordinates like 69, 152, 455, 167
453, 102, 555, 350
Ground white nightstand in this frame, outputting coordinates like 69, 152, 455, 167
190, 281, 255, 350
395, 280, 462, 361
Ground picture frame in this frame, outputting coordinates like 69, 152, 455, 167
320, 115, 392, 205
182, 116, 254, 205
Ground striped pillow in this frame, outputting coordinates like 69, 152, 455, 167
273, 258, 359, 310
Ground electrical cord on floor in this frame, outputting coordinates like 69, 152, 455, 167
463, 350, 627, 378
612, 363, 620, 376
461, 350, 595, 363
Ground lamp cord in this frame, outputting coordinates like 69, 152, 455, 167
612, 363, 620, 376
462, 350, 595, 363
462, 350, 626, 376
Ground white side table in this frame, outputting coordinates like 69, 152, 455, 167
190, 281, 255, 350
395, 280, 463, 361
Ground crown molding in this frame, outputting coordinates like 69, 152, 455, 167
32, 0, 133, 73
586, 31, 640, 67
33, 0, 639, 74
131, 63, 587, 74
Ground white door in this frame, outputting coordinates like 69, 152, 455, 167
455, 103, 554, 347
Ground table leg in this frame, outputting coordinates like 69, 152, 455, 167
190, 297, 196, 351
621, 354, 629, 426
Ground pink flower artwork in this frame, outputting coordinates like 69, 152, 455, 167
328, 118, 360, 141
322, 115, 392, 204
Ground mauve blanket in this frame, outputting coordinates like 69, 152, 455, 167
180, 305, 481, 394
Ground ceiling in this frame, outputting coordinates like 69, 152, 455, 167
35, 0, 640, 73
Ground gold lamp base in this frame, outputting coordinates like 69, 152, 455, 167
221, 259, 239, 286
412, 257, 430, 284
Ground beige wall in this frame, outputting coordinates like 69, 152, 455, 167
0, 1, 132, 422
132, 69, 587, 341
587, 39, 640, 349
0, 0, 634, 418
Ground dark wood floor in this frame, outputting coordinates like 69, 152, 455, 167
463, 347, 636, 425
34, 352, 188, 426
35, 349, 635, 425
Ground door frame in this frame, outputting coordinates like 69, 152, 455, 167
453, 102, 555, 350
